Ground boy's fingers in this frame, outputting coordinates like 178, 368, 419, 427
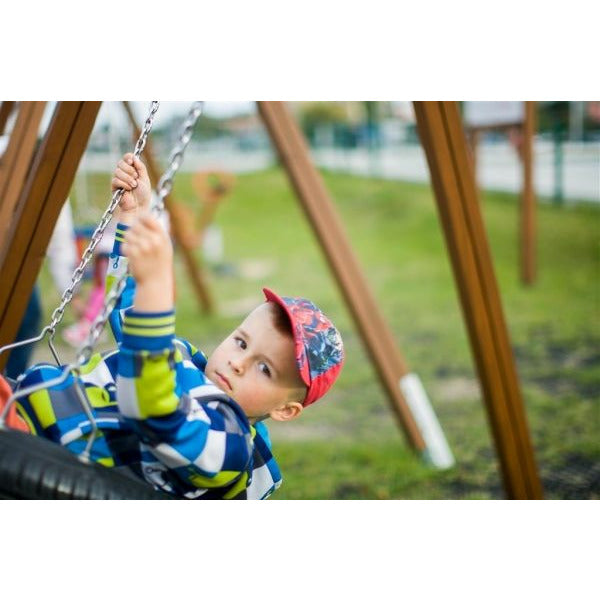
129, 217, 155, 239
112, 177, 131, 191
115, 168, 137, 188
126, 227, 162, 255
132, 156, 147, 176
124, 152, 134, 165
117, 169, 137, 186
130, 236, 152, 253
118, 159, 137, 177
137, 212, 162, 231
121, 241, 132, 257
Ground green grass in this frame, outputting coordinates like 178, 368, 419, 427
38, 166, 599, 499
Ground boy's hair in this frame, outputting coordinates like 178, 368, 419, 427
263, 288, 344, 407
267, 300, 294, 339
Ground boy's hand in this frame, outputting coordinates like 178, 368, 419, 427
112, 153, 152, 224
122, 213, 174, 312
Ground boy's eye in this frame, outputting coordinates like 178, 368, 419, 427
235, 337, 247, 350
259, 363, 271, 378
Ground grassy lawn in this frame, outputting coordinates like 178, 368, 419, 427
36, 165, 600, 499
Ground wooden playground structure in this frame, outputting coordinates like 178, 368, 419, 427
122, 101, 235, 315
465, 101, 537, 285
0, 101, 543, 499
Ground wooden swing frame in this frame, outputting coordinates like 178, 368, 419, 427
0, 100, 543, 499
466, 102, 537, 285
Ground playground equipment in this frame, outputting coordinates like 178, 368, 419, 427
122, 101, 215, 314
157, 169, 235, 260
464, 101, 537, 285
190, 170, 236, 253
0, 101, 543, 499
0, 101, 200, 498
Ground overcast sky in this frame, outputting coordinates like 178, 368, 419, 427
102, 101, 255, 128
24, 101, 256, 138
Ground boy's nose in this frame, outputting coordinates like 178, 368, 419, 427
229, 357, 244, 374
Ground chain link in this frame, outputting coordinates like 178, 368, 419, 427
46, 101, 161, 335
154, 101, 204, 214
76, 102, 204, 365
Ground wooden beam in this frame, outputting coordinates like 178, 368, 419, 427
0, 101, 16, 136
520, 102, 536, 285
413, 101, 543, 499
468, 128, 480, 180
0, 102, 101, 370
192, 171, 236, 247
0, 102, 46, 228
467, 128, 482, 207
467, 105, 537, 285
122, 102, 215, 314
257, 101, 426, 452
465, 121, 524, 134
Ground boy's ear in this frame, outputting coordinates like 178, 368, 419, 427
269, 402, 303, 423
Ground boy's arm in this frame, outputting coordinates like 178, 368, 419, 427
117, 314, 253, 492
106, 153, 153, 342
121, 214, 174, 312
117, 213, 252, 492
106, 224, 136, 343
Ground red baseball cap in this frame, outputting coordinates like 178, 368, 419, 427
263, 288, 344, 407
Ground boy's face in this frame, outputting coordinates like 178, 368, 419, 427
205, 302, 306, 421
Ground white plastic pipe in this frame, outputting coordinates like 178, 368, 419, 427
400, 373, 455, 469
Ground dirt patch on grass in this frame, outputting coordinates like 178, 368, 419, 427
541, 453, 600, 499
269, 422, 341, 442
432, 376, 481, 402
514, 330, 600, 398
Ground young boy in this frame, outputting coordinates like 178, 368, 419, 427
15, 154, 344, 500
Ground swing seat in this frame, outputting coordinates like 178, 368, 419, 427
0, 373, 171, 499
0, 428, 172, 499
0, 101, 201, 500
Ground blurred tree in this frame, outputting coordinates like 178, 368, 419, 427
540, 102, 569, 205
154, 114, 226, 144
537, 101, 569, 134
297, 102, 349, 144
363, 101, 381, 149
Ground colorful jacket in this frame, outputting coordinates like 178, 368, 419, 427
16, 223, 282, 499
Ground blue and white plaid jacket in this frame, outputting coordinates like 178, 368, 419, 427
16, 223, 282, 499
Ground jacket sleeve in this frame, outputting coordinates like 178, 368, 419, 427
116, 309, 253, 492
105, 223, 136, 344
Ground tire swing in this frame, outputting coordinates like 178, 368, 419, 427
0, 102, 204, 500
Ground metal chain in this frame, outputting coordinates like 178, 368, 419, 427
1, 102, 204, 461
76, 101, 204, 366
154, 101, 204, 214
75, 273, 128, 366
46, 101, 161, 337
0, 102, 161, 368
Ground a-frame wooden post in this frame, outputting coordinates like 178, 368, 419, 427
413, 101, 543, 499
466, 102, 537, 286
0, 102, 101, 371
521, 101, 536, 285
0, 101, 16, 136
257, 101, 426, 453
0, 102, 46, 228
122, 102, 215, 314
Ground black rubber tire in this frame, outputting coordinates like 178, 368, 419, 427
0, 429, 172, 500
